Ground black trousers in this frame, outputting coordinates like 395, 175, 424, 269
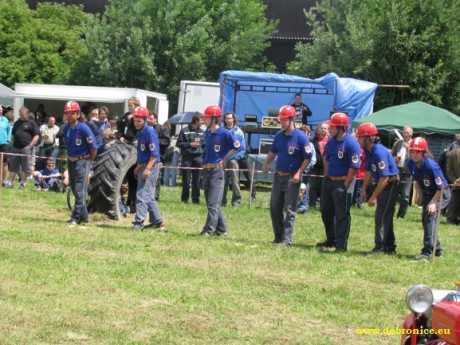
181, 155, 202, 203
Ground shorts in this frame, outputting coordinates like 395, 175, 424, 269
0, 144, 10, 163
28, 146, 36, 170
9, 146, 32, 174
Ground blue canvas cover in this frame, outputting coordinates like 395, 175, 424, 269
219, 70, 377, 127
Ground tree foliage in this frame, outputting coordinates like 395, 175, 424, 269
0, 0, 89, 87
288, 0, 460, 114
73, 0, 276, 112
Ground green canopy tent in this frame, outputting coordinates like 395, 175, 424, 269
352, 101, 460, 135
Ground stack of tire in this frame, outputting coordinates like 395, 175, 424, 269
88, 142, 137, 220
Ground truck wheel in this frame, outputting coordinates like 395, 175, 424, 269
88, 142, 137, 220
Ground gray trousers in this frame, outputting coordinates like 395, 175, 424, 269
222, 159, 241, 207
374, 180, 399, 252
134, 167, 163, 226
69, 158, 90, 223
396, 172, 413, 218
270, 173, 301, 244
421, 189, 451, 256
202, 168, 227, 234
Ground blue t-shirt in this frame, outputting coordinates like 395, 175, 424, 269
325, 134, 361, 177
136, 124, 160, 164
270, 128, 312, 173
65, 122, 97, 157
203, 127, 240, 164
0, 116, 11, 145
39, 168, 60, 176
227, 126, 246, 161
365, 142, 399, 182
407, 157, 447, 194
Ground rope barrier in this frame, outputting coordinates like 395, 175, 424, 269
1, 152, 457, 186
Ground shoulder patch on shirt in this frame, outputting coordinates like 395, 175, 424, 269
305, 145, 311, 154
351, 154, 359, 164
86, 136, 93, 144
378, 161, 385, 170
149, 143, 155, 151
435, 176, 442, 186
234, 140, 241, 148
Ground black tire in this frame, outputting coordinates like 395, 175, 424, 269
88, 142, 137, 220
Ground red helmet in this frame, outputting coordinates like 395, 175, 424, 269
326, 112, 349, 127
133, 106, 149, 118
278, 105, 296, 119
204, 105, 222, 118
357, 123, 378, 137
64, 101, 80, 113
409, 137, 428, 152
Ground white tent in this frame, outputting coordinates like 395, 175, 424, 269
13, 83, 169, 123
0, 83, 15, 108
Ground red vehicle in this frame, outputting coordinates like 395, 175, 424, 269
402, 283, 460, 345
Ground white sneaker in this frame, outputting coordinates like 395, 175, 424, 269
4, 181, 13, 188
19, 182, 26, 190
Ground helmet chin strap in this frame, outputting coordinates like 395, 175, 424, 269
206, 116, 216, 132
282, 117, 294, 133
334, 125, 345, 139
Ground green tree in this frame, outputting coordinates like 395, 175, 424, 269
73, 0, 276, 113
288, 0, 460, 114
0, 0, 89, 87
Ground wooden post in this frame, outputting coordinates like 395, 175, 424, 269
248, 161, 256, 208
431, 185, 445, 263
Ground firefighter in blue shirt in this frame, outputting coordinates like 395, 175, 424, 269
262, 105, 312, 246
64, 101, 97, 227
131, 106, 164, 231
317, 113, 361, 252
200, 105, 241, 236
222, 111, 246, 208
407, 137, 451, 260
357, 123, 400, 256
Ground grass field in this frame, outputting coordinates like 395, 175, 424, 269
0, 184, 458, 344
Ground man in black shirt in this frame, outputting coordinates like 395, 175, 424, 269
117, 97, 140, 211
5, 106, 40, 189
117, 97, 139, 143
291, 93, 313, 126
177, 112, 205, 204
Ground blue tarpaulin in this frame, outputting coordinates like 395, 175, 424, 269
219, 71, 377, 127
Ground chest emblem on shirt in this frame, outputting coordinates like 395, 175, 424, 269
435, 176, 442, 185
338, 151, 344, 159
372, 164, 377, 172
423, 179, 430, 187
76, 138, 82, 146
149, 143, 155, 151
351, 155, 359, 164
214, 145, 221, 152
86, 136, 93, 144
378, 161, 385, 170
305, 145, 311, 154
288, 147, 295, 155
140, 144, 146, 151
